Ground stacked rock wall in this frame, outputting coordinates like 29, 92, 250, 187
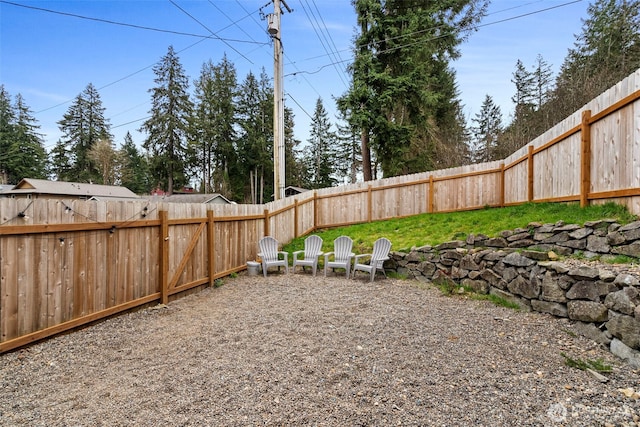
387, 220, 640, 367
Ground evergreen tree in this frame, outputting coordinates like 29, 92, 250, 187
0, 87, 48, 183
0, 86, 15, 183
470, 95, 503, 162
334, 105, 362, 184
190, 56, 238, 196
119, 132, 150, 194
340, 0, 488, 178
551, 0, 640, 119
140, 46, 193, 195
284, 107, 307, 189
58, 83, 111, 183
305, 98, 337, 189
49, 139, 73, 181
510, 59, 536, 121
236, 69, 273, 203
532, 54, 554, 110
8, 94, 48, 181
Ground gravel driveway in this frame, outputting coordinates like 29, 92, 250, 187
1, 273, 639, 426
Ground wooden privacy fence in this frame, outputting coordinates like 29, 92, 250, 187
1, 69, 639, 353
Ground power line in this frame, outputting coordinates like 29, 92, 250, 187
0, 0, 264, 45
298, 0, 348, 89
169, 0, 254, 64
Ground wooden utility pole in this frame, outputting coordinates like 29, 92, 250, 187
268, 0, 291, 200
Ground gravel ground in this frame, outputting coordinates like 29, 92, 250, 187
1, 272, 639, 426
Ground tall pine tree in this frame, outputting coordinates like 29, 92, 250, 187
58, 83, 111, 183
0, 87, 48, 183
340, 0, 488, 178
190, 55, 238, 196
236, 69, 273, 203
119, 132, 150, 194
0, 86, 15, 183
9, 94, 48, 181
140, 46, 193, 195
470, 95, 503, 162
305, 98, 337, 189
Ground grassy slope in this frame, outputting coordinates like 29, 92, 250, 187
282, 202, 637, 254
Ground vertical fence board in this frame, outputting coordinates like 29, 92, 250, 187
1, 235, 18, 341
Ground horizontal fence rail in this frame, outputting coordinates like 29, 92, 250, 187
1, 69, 639, 353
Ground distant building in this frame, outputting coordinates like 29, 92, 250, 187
0, 178, 140, 201
0, 184, 12, 196
150, 185, 195, 196
146, 193, 233, 205
285, 186, 310, 197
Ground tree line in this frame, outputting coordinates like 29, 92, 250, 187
1, 0, 638, 202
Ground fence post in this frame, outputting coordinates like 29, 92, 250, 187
428, 175, 434, 213
160, 210, 169, 305
264, 209, 270, 237
580, 110, 592, 208
294, 199, 299, 238
207, 210, 215, 286
367, 185, 373, 222
528, 145, 534, 202
313, 191, 318, 231
500, 163, 505, 207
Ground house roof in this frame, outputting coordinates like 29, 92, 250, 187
285, 186, 309, 194
2, 178, 140, 199
146, 193, 233, 204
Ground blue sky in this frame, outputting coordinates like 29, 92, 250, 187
0, 0, 589, 156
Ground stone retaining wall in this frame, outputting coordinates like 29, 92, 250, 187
387, 219, 640, 368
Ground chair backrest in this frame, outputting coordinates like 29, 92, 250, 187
333, 236, 353, 261
304, 235, 323, 256
259, 236, 279, 261
371, 237, 392, 264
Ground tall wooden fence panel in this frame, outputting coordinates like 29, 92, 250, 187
589, 73, 640, 213
316, 183, 370, 228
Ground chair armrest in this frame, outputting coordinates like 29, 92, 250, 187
324, 251, 335, 261
278, 251, 289, 262
354, 253, 371, 264
292, 250, 303, 260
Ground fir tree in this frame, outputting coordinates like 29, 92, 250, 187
190, 56, 238, 196
9, 94, 48, 181
470, 95, 503, 162
305, 98, 337, 189
334, 105, 362, 184
0, 86, 15, 183
140, 46, 193, 195
551, 0, 640, 119
119, 132, 150, 194
0, 87, 48, 183
341, 0, 488, 178
284, 107, 307, 189
236, 70, 273, 203
58, 83, 111, 183
49, 139, 73, 181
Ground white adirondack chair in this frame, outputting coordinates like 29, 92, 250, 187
352, 237, 392, 282
292, 235, 324, 276
258, 236, 289, 277
323, 235, 354, 277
